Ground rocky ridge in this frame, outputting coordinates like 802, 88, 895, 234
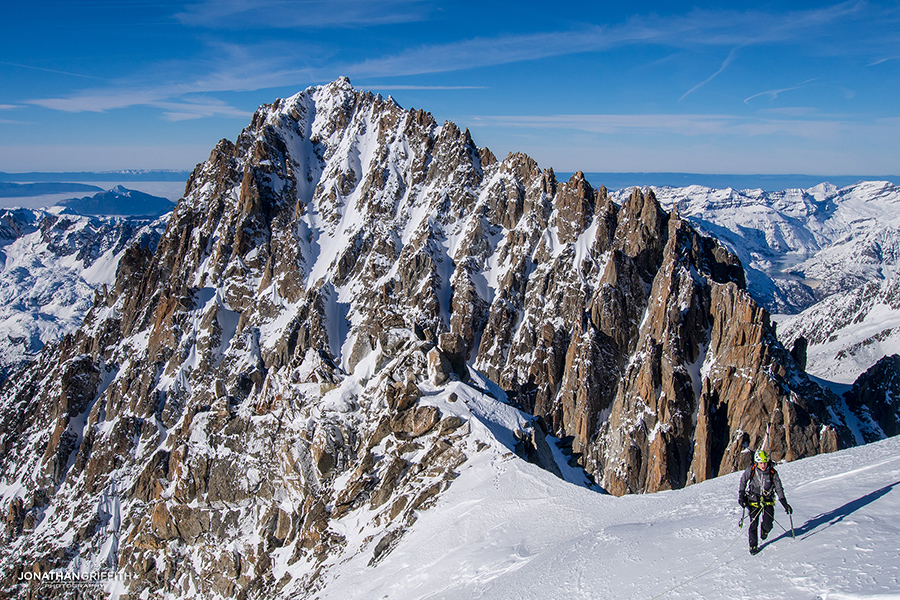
841, 354, 900, 442
0, 78, 859, 598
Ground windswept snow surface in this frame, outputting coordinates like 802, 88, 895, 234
319, 434, 900, 599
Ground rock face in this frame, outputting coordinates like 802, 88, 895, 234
842, 354, 900, 441
0, 78, 858, 598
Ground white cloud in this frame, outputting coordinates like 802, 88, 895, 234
151, 99, 250, 121
867, 55, 900, 67
744, 79, 819, 104
28, 83, 270, 118
30, 89, 170, 113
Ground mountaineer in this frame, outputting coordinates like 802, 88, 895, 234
738, 450, 793, 555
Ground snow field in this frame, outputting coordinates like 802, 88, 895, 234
317, 430, 900, 600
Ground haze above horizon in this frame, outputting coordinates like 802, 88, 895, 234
2, 1, 898, 175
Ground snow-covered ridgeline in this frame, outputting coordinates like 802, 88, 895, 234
778, 279, 900, 384
604, 181, 900, 385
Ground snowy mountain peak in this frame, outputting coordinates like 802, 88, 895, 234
0, 79, 878, 599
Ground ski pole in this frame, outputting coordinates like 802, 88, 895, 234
772, 516, 789, 533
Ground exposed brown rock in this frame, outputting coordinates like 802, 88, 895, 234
391, 405, 441, 439
386, 378, 422, 412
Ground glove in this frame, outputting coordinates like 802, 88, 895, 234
739, 493, 748, 508
781, 499, 793, 514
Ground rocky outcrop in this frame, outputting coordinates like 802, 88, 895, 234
585, 213, 844, 495
843, 354, 900, 441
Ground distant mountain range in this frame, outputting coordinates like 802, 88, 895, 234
577, 172, 897, 192
3, 170, 895, 191
0, 181, 104, 198
56, 185, 175, 217
0, 169, 191, 182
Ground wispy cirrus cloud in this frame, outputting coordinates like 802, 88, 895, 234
0, 104, 26, 124
24, 2, 884, 119
867, 55, 900, 66
30, 87, 251, 120
176, 0, 431, 29
470, 113, 884, 141
322, 3, 871, 82
679, 48, 740, 102
153, 99, 251, 121
25, 39, 325, 115
0, 61, 107, 81
744, 79, 819, 104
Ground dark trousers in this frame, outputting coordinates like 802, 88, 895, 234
748, 502, 774, 548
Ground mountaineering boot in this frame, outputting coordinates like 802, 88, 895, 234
750, 546, 760, 555
761, 531, 768, 540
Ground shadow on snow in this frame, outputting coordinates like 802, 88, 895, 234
769, 480, 899, 544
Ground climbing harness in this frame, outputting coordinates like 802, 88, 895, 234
749, 463, 777, 493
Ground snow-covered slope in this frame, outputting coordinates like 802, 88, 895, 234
322, 429, 900, 600
0, 207, 166, 381
778, 278, 900, 384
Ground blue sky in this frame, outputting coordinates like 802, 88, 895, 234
1, 0, 898, 175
